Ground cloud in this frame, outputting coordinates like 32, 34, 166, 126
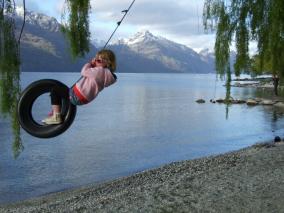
15, 0, 65, 20
15, 0, 41, 12
15, 0, 215, 51
89, 0, 214, 50
91, 0, 205, 34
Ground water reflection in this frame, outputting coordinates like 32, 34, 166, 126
0, 8, 23, 158
225, 77, 231, 120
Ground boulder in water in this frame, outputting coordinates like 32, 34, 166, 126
196, 99, 205, 104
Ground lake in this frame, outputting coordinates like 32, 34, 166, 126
1, 72, 284, 204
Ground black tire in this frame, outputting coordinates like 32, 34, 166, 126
17, 79, 77, 138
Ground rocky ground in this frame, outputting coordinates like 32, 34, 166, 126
196, 76, 284, 107
1, 142, 284, 213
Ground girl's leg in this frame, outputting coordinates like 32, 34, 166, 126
52, 105, 61, 114
42, 86, 69, 124
50, 85, 69, 113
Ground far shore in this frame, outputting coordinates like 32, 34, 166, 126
1, 141, 284, 212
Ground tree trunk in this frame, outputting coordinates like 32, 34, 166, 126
273, 75, 279, 96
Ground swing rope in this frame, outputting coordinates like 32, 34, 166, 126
103, 0, 136, 49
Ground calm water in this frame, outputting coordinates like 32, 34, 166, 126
1, 72, 284, 204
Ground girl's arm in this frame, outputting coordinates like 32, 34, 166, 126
81, 63, 93, 77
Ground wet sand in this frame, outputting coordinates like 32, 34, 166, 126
1, 142, 284, 212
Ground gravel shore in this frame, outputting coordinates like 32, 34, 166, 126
1, 142, 284, 213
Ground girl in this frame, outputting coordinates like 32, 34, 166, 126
42, 49, 117, 125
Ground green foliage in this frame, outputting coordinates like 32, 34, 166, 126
0, 3, 20, 114
203, 0, 284, 78
61, 0, 91, 58
0, 0, 93, 157
250, 54, 272, 76
0, 0, 23, 158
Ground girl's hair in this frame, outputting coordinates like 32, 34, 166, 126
96, 49, 116, 72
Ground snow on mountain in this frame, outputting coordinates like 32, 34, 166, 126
10, 7, 215, 73
117, 30, 190, 52
199, 48, 237, 71
199, 48, 215, 64
15, 6, 60, 32
118, 30, 160, 46
91, 38, 106, 48
199, 48, 214, 57
113, 30, 214, 73
10, 7, 98, 72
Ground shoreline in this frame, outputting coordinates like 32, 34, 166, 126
1, 142, 284, 212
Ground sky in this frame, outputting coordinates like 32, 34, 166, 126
15, 0, 217, 52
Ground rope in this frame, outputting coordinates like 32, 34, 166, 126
103, 0, 136, 49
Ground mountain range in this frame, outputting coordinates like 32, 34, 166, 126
14, 8, 216, 73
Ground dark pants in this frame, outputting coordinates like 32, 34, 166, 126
50, 86, 69, 105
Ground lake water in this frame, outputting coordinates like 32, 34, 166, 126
1, 72, 284, 204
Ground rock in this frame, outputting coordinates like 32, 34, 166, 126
246, 99, 258, 106
196, 99, 205, 103
231, 99, 246, 104
261, 100, 275, 105
216, 99, 224, 103
274, 102, 284, 108
274, 136, 281, 142
254, 98, 262, 103
233, 82, 242, 87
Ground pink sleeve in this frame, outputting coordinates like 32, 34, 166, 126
81, 63, 93, 77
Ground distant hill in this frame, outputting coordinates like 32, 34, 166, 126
15, 8, 216, 73
112, 30, 215, 73
14, 7, 98, 73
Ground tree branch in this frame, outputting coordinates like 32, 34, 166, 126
1, 0, 4, 14
12, 0, 16, 11
18, 0, 25, 44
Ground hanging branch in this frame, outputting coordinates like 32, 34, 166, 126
18, 0, 25, 44
1, 0, 4, 11
203, 0, 284, 78
12, 0, 15, 10
61, 0, 91, 58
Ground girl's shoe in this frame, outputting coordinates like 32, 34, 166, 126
42, 113, 62, 125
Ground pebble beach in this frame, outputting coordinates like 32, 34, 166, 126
1, 141, 284, 213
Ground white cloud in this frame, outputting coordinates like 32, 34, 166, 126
89, 0, 214, 50
15, 0, 41, 12
15, 0, 216, 51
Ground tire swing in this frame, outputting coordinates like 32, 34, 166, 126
17, 79, 77, 138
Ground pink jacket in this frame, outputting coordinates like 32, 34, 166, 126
73, 63, 117, 104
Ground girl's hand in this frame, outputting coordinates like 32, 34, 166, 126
90, 58, 96, 67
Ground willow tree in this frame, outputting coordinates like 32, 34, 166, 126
61, 0, 91, 58
203, 0, 284, 79
0, 0, 92, 157
0, 0, 23, 158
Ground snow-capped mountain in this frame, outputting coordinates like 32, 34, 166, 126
117, 30, 161, 46
199, 48, 215, 59
91, 38, 106, 48
199, 48, 215, 68
15, 6, 60, 32
113, 30, 214, 73
199, 48, 237, 72
11, 8, 216, 73
12, 7, 98, 72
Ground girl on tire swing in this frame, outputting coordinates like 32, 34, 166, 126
42, 49, 117, 125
